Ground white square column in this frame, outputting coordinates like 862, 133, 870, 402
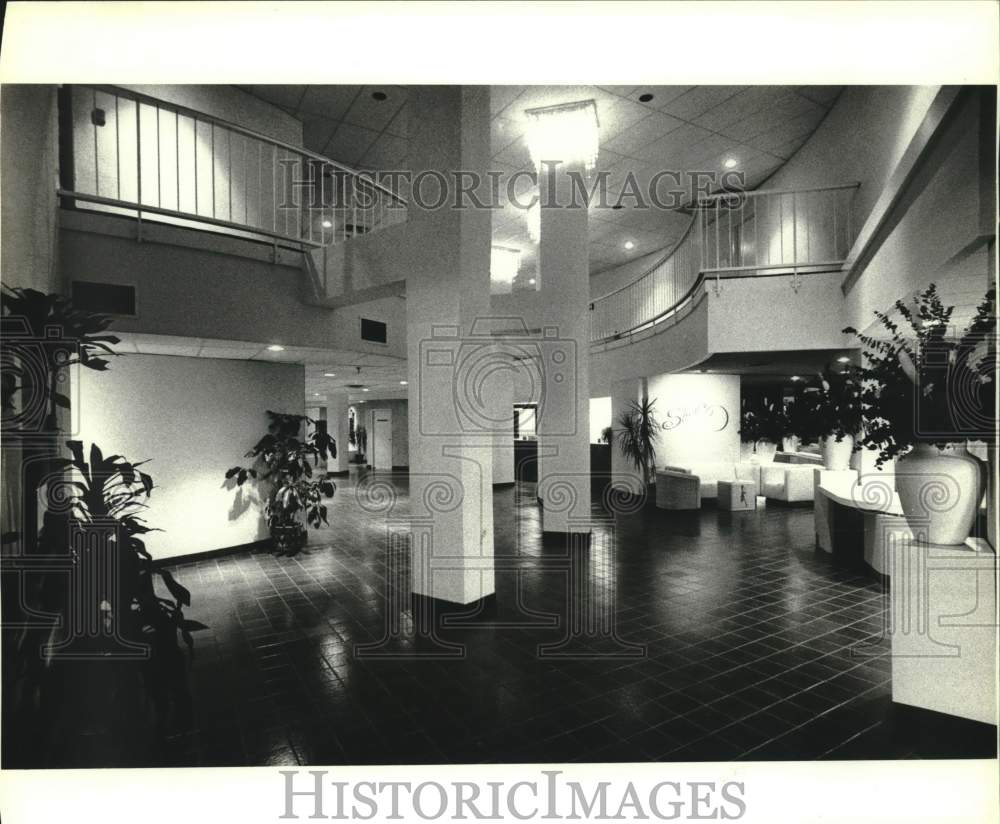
405, 86, 495, 606
537, 162, 592, 535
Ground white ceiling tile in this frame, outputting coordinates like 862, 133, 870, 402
384, 104, 408, 138
343, 86, 406, 133
324, 123, 379, 166
298, 86, 360, 119
601, 111, 685, 157
693, 86, 792, 132
660, 86, 744, 121
490, 86, 526, 116
247, 85, 306, 112
301, 115, 340, 154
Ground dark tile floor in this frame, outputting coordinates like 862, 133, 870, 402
157, 469, 996, 766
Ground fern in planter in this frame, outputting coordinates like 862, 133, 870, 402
225, 411, 337, 554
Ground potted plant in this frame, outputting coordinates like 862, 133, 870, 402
225, 411, 337, 554
616, 397, 659, 494
795, 367, 863, 470
54, 443, 204, 744
739, 397, 780, 462
600, 426, 613, 445
844, 284, 995, 545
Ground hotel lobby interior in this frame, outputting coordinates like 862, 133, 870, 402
1, 80, 997, 771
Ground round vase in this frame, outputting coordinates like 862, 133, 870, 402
781, 436, 800, 454
821, 434, 854, 471
894, 443, 982, 545
756, 441, 777, 463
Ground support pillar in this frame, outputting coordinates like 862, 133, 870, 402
405, 86, 495, 606
537, 161, 591, 535
326, 391, 350, 476
490, 367, 515, 487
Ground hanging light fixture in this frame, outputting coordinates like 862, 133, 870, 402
524, 99, 600, 174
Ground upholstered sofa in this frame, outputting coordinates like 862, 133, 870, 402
655, 468, 700, 510
664, 461, 763, 501
759, 463, 816, 502
655, 461, 763, 509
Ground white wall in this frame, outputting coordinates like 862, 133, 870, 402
77, 353, 304, 560
646, 373, 740, 467
58, 222, 408, 358
589, 397, 612, 443
844, 90, 992, 334
708, 271, 847, 353
69, 85, 304, 236
0, 84, 60, 291
358, 398, 409, 466
763, 86, 940, 229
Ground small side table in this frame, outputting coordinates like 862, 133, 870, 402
718, 479, 757, 511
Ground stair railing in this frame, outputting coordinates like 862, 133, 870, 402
57, 84, 407, 253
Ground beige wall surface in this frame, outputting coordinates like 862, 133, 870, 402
77, 353, 304, 560
646, 372, 740, 466
0, 85, 60, 292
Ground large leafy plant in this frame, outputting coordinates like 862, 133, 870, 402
739, 396, 786, 448
51, 442, 205, 718
844, 284, 996, 467
616, 397, 659, 484
794, 366, 863, 443
226, 411, 337, 533
1, 285, 119, 430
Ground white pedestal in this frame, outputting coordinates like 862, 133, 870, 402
718, 479, 756, 511
889, 536, 998, 725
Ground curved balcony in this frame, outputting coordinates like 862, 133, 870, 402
589, 183, 860, 346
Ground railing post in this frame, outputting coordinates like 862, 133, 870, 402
135, 99, 142, 242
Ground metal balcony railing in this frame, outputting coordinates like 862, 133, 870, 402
57, 85, 407, 252
589, 183, 859, 344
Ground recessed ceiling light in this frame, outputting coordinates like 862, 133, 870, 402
638, 93, 654, 103
324, 372, 336, 377
528, 278, 536, 285
724, 157, 738, 169
267, 344, 285, 352
362, 388, 370, 392
624, 240, 635, 250
836, 356, 850, 364
371, 91, 387, 102
313, 393, 320, 396
399, 380, 408, 386
321, 219, 333, 229
790, 375, 801, 381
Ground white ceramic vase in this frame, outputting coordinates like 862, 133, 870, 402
894, 443, 982, 545
781, 436, 800, 454
821, 434, 854, 471
742, 441, 777, 464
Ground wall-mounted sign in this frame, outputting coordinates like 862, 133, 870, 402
661, 403, 730, 433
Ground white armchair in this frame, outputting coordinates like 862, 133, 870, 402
760, 464, 815, 502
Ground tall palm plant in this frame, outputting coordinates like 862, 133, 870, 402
616, 397, 660, 485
